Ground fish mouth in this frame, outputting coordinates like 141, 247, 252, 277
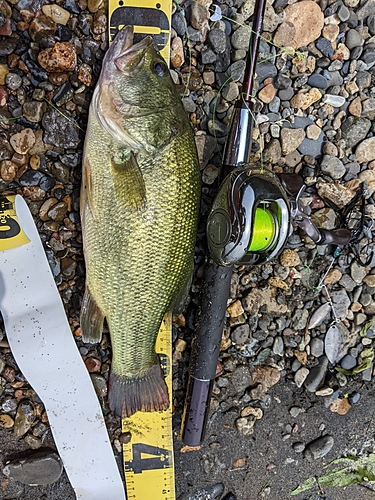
103, 26, 153, 76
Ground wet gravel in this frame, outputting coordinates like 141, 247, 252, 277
0, 0, 375, 498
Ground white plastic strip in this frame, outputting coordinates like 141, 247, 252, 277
0, 195, 126, 500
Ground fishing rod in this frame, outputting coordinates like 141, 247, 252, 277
180, 0, 269, 446
181, 0, 352, 446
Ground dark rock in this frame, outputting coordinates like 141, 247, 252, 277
274, 73, 292, 90
307, 74, 328, 89
208, 29, 227, 54
340, 354, 357, 370
172, 11, 186, 36
304, 355, 329, 392
341, 117, 371, 148
0, 34, 18, 56
346, 29, 362, 49
3, 450, 63, 486
255, 62, 278, 83
361, 45, 375, 65
278, 87, 294, 100
316, 37, 334, 58
304, 435, 334, 460
42, 108, 80, 149
201, 46, 217, 64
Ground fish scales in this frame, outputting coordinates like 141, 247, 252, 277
80, 27, 200, 417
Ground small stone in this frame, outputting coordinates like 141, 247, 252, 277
304, 435, 334, 460
289, 406, 302, 418
316, 37, 334, 58
42, 5, 70, 25
307, 74, 328, 89
10, 128, 35, 155
23, 101, 47, 123
290, 88, 322, 110
348, 97, 362, 117
268, 277, 289, 290
47, 201, 68, 221
208, 29, 227, 54
87, 0, 104, 13
355, 137, 375, 163
320, 155, 346, 179
3, 450, 63, 485
258, 83, 276, 104
341, 117, 371, 149
280, 128, 305, 155
340, 354, 357, 370
0, 414, 14, 428
0, 63, 8, 85
231, 26, 250, 50
42, 108, 80, 149
305, 124, 321, 141
221, 81, 239, 102
240, 406, 263, 419
227, 300, 244, 318
322, 24, 339, 43
332, 43, 350, 61
14, 401, 35, 437
202, 164, 219, 185
231, 365, 252, 394
29, 13, 57, 42
78, 63, 93, 86
363, 275, 375, 287
293, 442, 305, 453
90, 373, 107, 397
24, 435, 42, 450
330, 398, 351, 415
190, 1, 209, 31
324, 269, 342, 285
273, 1, 324, 49
362, 98, 375, 116
322, 94, 346, 107
294, 367, 309, 388
232, 324, 250, 344
273, 337, 284, 356
38, 42, 77, 73
84, 357, 101, 373
315, 387, 334, 396
310, 338, 324, 358
346, 29, 362, 49
263, 139, 281, 163
233, 458, 246, 468
279, 249, 300, 267
0, 160, 17, 181
304, 356, 329, 392
236, 417, 255, 436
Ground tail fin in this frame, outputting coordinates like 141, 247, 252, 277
108, 363, 169, 417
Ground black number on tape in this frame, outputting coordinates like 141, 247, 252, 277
109, 6, 170, 51
126, 443, 172, 474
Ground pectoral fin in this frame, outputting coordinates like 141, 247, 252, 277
80, 286, 105, 344
111, 150, 146, 210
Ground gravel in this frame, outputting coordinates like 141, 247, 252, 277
0, 0, 374, 498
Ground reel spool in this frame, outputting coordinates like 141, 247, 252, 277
207, 166, 291, 267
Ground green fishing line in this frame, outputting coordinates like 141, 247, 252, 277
248, 207, 275, 252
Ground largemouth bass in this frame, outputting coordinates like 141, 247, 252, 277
80, 26, 200, 417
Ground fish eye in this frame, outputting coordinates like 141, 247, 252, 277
152, 60, 167, 77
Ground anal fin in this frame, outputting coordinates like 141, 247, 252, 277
80, 286, 104, 343
109, 363, 169, 417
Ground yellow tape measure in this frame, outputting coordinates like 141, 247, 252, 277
122, 313, 175, 500
109, 0, 172, 63
0, 195, 30, 252
108, 3, 175, 499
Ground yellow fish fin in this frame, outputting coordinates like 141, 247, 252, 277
80, 286, 105, 344
111, 150, 146, 211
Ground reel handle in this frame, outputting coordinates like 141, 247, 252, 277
318, 228, 351, 246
